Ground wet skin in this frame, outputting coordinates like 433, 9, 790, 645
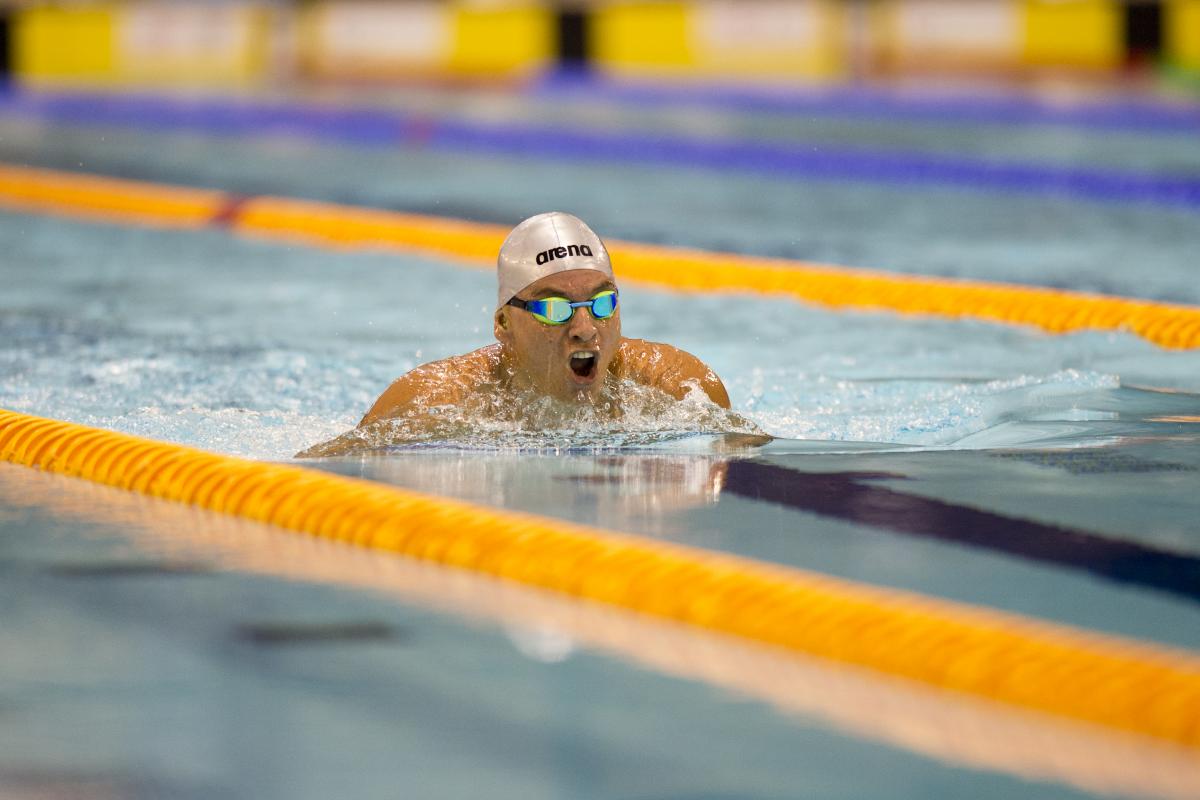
359, 270, 730, 427
495, 270, 623, 403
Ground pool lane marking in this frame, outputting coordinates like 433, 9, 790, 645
532, 71, 1200, 135
4, 89, 1200, 208
722, 462, 1200, 605
3, 161, 1200, 350
429, 119, 1200, 209
2, 408, 1200, 748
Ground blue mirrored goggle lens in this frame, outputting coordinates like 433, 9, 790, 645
590, 290, 617, 319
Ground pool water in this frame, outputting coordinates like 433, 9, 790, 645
3, 84, 1200, 302
2, 79, 1200, 799
5, 209, 1199, 456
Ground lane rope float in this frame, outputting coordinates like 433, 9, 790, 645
2, 407, 1199, 749
1, 162, 1199, 349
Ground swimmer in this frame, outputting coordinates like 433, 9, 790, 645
297, 212, 748, 457
360, 211, 730, 424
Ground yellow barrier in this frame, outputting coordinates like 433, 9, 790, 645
13, 3, 272, 87
8, 0, 1167, 85
592, 0, 846, 80
448, 3, 554, 77
1167, 0, 1200, 72
3, 161, 1200, 350
13, 5, 118, 84
1022, 0, 1122, 70
593, 2, 693, 75
3, 407, 1200, 748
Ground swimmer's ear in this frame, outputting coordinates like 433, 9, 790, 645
494, 309, 511, 342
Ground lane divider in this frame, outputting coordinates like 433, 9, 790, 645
6, 465, 1200, 800
5, 89, 1200, 208
3, 406, 1200, 748
532, 71, 1200, 135
3, 161, 1200, 349
0, 161, 224, 228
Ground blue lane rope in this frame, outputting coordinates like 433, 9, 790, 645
430, 119, 1200, 207
534, 70, 1200, 135
3, 88, 1200, 209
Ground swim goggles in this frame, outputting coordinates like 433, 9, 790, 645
507, 290, 618, 325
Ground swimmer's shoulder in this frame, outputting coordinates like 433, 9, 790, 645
361, 344, 501, 426
615, 338, 730, 409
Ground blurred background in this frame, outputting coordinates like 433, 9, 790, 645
0, 0, 1196, 92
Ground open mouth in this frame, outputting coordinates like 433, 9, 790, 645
568, 351, 598, 381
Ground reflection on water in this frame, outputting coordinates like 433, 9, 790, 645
318, 440, 1200, 605
326, 449, 736, 521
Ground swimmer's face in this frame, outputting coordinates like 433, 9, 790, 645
495, 269, 622, 402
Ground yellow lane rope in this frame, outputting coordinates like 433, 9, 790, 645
2, 162, 1199, 349
3, 407, 1199, 748
0, 161, 227, 228
5, 466, 1200, 800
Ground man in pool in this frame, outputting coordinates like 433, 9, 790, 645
357, 211, 731, 426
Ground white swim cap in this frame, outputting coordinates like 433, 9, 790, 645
497, 212, 613, 309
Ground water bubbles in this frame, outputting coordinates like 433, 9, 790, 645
296, 379, 765, 457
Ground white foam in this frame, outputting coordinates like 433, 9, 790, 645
297, 379, 766, 457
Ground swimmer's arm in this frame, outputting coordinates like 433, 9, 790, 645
359, 369, 444, 427
617, 339, 731, 409
360, 347, 496, 426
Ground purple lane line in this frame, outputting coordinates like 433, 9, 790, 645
3, 88, 1200, 209
532, 70, 1200, 135
428, 119, 1200, 207
723, 462, 1200, 605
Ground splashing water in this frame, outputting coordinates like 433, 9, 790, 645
297, 379, 767, 457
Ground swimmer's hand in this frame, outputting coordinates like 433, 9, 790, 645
294, 427, 371, 458
711, 432, 774, 452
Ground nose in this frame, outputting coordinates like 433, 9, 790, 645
567, 307, 597, 343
